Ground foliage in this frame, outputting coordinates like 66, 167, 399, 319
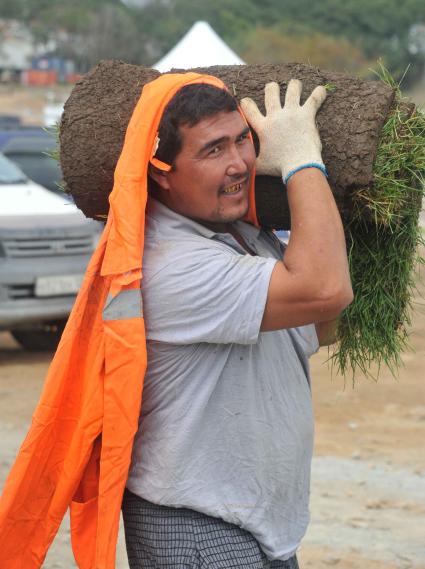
138, 0, 425, 86
238, 26, 374, 76
0, 0, 154, 70
0, 0, 424, 85
331, 65, 425, 380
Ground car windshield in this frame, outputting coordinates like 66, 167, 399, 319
0, 153, 27, 184
6, 153, 62, 193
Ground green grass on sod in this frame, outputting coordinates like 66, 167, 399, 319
332, 67, 425, 381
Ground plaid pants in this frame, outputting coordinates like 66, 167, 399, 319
122, 490, 300, 569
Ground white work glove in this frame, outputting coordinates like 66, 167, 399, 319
240, 80, 327, 183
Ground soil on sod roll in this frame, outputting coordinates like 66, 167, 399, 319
59, 60, 395, 227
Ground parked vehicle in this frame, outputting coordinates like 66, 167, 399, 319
0, 127, 64, 197
0, 115, 22, 129
275, 229, 290, 244
0, 126, 47, 147
0, 152, 101, 350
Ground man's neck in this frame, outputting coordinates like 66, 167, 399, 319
196, 219, 233, 234
150, 192, 236, 234
201, 221, 256, 256
149, 193, 255, 254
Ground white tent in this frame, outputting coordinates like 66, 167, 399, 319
153, 21, 245, 72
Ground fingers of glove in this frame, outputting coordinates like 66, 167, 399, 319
240, 97, 265, 131
284, 79, 302, 109
303, 85, 327, 115
240, 97, 265, 132
264, 82, 282, 115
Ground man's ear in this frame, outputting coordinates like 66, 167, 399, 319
148, 163, 171, 191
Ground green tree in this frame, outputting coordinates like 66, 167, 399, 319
1, 0, 424, 85
136, 0, 425, 85
239, 27, 374, 77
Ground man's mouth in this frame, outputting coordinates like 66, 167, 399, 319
222, 182, 243, 194
221, 176, 249, 195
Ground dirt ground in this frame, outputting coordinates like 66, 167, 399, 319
0, 84, 71, 125
0, 263, 424, 569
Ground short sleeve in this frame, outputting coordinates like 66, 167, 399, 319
142, 243, 277, 345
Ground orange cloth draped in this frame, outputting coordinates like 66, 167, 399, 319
0, 72, 258, 568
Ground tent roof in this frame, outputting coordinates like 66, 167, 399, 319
153, 21, 245, 72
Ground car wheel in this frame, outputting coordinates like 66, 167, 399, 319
11, 320, 66, 351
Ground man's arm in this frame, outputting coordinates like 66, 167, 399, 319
241, 81, 353, 332
261, 168, 352, 331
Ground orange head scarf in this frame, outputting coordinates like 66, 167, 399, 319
102, 72, 258, 295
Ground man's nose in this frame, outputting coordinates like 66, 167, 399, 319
226, 145, 247, 176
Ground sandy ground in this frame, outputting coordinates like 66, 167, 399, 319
0, 264, 424, 569
0, 84, 71, 126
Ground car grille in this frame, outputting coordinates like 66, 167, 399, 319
7, 284, 34, 299
2, 235, 93, 258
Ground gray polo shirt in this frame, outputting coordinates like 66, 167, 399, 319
126, 197, 319, 561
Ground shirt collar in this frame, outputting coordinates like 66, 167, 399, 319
146, 197, 261, 241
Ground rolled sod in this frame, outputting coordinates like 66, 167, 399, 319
60, 60, 395, 225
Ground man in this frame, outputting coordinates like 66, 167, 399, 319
0, 72, 351, 569
121, 78, 353, 568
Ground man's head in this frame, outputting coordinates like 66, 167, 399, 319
149, 83, 256, 229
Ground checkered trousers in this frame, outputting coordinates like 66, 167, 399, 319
122, 490, 300, 569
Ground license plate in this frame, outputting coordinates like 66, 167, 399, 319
35, 274, 84, 297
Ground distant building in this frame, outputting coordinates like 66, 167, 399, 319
0, 20, 55, 80
22, 54, 75, 86
0, 19, 77, 85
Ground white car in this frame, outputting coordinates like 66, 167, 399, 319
0, 152, 101, 350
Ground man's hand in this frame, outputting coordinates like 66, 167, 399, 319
240, 80, 326, 181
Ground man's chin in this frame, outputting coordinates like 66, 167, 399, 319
223, 199, 250, 223
231, 206, 250, 222
193, 195, 250, 229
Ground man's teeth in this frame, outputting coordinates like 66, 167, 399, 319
223, 183, 242, 194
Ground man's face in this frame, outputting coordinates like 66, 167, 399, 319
154, 110, 256, 228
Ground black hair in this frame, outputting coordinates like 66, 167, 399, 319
154, 83, 238, 168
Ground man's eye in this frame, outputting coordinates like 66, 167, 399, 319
208, 146, 221, 156
237, 133, 249, 143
